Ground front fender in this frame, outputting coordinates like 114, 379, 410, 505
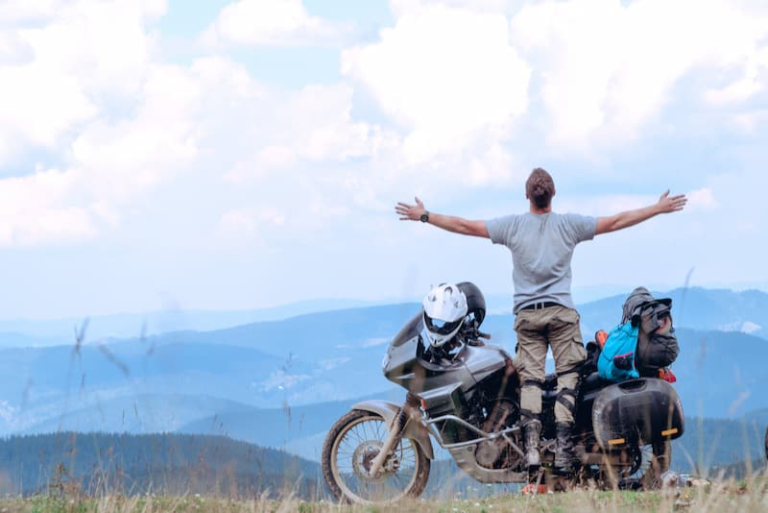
351, 399, 435, 460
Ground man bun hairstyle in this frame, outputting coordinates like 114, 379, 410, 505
526, 168, 555, 209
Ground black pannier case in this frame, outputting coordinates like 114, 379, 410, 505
592, 378, 684, 449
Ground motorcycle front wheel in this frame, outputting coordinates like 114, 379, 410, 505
321, 409, 430, 504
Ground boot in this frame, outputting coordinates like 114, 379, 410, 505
554, 422, 576, 474
523, 419, 542, 470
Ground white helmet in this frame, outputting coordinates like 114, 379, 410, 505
422, 283, 468, 347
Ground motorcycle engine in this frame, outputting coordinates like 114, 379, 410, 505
474, 400, 524, 470
475, 438, 509, 468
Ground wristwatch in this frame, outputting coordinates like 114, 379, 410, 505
420, 211, 430, 223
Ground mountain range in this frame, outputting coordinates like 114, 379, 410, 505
0, 286, 765, 475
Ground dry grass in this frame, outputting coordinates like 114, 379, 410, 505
1, 474, 766, 513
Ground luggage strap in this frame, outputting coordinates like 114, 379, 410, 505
556, 388, 578, 412
522, 379, 544, 389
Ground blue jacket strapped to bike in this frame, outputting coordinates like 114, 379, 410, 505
598, 322, 640, 382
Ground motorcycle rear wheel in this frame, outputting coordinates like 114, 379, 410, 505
593, 441, 671, 490
633, 441, 671, 489
322, 409, 431, 504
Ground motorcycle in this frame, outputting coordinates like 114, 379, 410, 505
321, 282, 685, 504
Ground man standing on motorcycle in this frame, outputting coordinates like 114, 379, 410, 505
395, 168, 687, 474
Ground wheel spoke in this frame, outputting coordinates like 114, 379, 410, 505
328, 413, 424, 504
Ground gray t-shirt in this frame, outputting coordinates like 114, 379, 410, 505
486, 212, 598, 313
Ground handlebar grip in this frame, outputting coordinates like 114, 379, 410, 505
478, 331, 491, 340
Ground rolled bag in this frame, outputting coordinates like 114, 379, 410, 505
625, 287, 679, 371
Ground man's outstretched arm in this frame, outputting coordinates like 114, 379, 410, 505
596, 190, 687, 235
395, 197, 490, 238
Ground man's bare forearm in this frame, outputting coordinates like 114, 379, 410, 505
427, 213, 474, 235
394, 197, 490, 238
610, 204, 662, 231
596, 191, 687, 235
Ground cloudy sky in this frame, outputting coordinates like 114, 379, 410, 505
0, 0, 766, 319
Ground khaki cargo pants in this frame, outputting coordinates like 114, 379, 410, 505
513, 304, 586, 424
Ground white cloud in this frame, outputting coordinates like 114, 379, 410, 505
730, 109, 768, 134
70, 63, 201, 202
202, 0, 350, 47
557, 187, 717, 219
342, 2, 530, 163
0, 34, 390, 247
558, 193, 656, 218
222, 83, 392, 183
468, 144, 520, 187
705, 47, 768, 106
0, 0, 62, 24
217, 207, 286, 239
0, 0, 166, 164
218, 209, 256, 236
390, 0, 512, 16
686, 188, 718, 211
0, 0, 178, 245
510, 0, 768, 148
0, 168, 98, 246
0, 63, 201, 246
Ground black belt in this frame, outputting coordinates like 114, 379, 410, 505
520, 301, 559, 311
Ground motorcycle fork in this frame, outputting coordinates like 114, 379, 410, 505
368, 393, 421, 477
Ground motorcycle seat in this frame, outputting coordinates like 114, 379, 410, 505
582, 370, 604, 391
540, 373, 559, 401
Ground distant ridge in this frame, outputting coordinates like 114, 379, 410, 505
0, 432, 322, 498
0, 298, 381, 345
2, 286, 767, 346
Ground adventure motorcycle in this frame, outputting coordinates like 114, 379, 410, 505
321, 282, 684, 504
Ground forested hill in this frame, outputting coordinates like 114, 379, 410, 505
0, 432, 322, 498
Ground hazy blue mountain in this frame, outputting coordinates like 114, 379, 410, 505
149, 302, 423, 358
0, 298, 379, 346
672, 409, 768, 475
3, 286, 764, 348
578, 287, 768, 339
0, 332, 62, 349
20, 394, 256, 435
0, 342, 317, 434
0, 287, 766, 446
671, 328, 768, 418
129, 287, 768, 361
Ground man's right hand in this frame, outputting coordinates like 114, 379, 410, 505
395, 197, 427, 221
